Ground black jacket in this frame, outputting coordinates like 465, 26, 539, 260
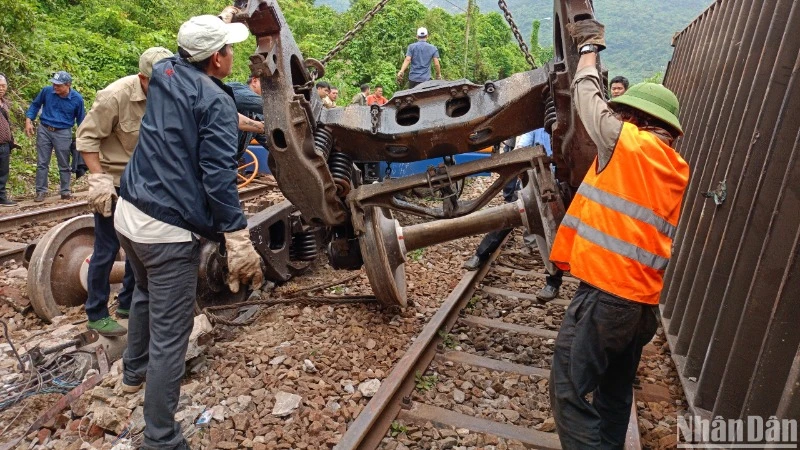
120, 56, 246, 241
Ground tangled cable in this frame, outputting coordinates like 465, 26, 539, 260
0, 319, 84, 438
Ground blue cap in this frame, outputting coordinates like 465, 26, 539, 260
49, 71, 73, 85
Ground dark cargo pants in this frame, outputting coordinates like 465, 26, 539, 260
549, 282, 659, 449
85, 207, 134, 321
117, 234, 199, 450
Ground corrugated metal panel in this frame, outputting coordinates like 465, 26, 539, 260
661, 0, 800, 422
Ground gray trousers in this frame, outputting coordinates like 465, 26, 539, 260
35, 126, 73, 195
549, 283, 658, 449
117, 234, 199, 450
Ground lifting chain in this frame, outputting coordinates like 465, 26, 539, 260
320, 0, 393, 66
497, 0, 537, 70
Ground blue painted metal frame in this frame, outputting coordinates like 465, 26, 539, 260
244, 145, 494, 178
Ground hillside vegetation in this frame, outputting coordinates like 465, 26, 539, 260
318, 0, 714, 82
0, 0, 709, 196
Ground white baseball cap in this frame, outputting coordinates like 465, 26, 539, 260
178, 15, 250, 63
417, 27, 428, 38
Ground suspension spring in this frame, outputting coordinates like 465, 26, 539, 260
314, 127, 334, 159
544, 93, 556, 134
328, 152, 354, 197
291, 232, 317, 262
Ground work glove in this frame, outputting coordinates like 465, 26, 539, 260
218, 6, 240, 23
566, 19, 606, 51
86, 173, 117, 218
396, 72, 405, 87
224, 229, 264, 294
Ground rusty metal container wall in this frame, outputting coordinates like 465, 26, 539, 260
660, 0, 800, 422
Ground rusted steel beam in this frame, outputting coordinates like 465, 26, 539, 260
673, 0, 760, 363
685, 0, 798, 413
741, 173, 800, 418
664, 0, 762, 334
662, 0, 758, 319
664, 0, 745, 350
662, 0, 800, 423
709, 24, 800, 419
665, 0, 783, 343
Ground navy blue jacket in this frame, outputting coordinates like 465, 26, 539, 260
26, 86, 86, 129
120, 56, 246, 241
227, 82, 267, 156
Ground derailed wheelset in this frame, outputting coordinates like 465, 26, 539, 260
234, 0, 601, 307
26, 201, 321, 322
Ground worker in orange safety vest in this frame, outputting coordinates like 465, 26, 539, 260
548, 19, 690, 449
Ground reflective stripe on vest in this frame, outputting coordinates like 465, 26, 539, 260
549, 122, 690, 304
560, 214, 670, 271
576, 184, 677, 239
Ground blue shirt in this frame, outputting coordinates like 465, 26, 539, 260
26, 86, 86, 129
517, 128, 552, 156
406, 40, 440, 82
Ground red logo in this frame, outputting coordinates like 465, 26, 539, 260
165, 68, 175, 77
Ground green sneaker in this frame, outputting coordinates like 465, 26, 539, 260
116, 308, 130, 319
87, 317, 127, 337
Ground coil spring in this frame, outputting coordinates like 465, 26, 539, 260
291, 232, 317, 261
328, 152, 354, 197
314, 128, 334, 159
544, 94, 556, 134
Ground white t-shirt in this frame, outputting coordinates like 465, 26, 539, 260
114, 197, 193, 244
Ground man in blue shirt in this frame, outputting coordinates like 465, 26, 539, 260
25, 71, 85, 201
397, 27, 442, 88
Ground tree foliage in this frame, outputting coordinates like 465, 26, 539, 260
0, 0, 552, 195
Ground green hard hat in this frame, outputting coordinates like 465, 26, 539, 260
609, 82, 683, 135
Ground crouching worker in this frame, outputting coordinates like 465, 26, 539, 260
114, 15, 264, 449
548, 19, 690, 449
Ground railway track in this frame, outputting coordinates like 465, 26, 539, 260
336, 237, 641, 450
0, 184, 276, 265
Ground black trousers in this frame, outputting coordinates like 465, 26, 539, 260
0, 143, 9, 200
549, 282, 659, 449
474, 177, 520, 259
85, 209, 134, 321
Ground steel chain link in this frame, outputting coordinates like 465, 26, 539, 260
497, 0, 537, 69
320, 0, 393, 66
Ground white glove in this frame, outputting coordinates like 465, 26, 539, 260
224, 229, 264, 293
87, 173, 117, 217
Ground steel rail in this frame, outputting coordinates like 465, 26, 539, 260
0, 185, 274, 234
336, 239, 643, 450
0, 185, 276, 265
335, 238, 506, 450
